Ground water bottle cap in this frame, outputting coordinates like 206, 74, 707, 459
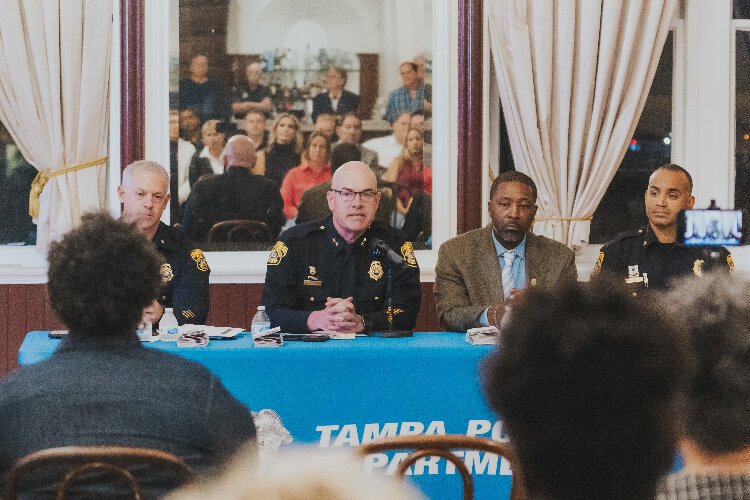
257, 306, 266, 311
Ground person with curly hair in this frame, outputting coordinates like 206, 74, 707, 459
0, 212, 256, 497
656, 273, 750, 499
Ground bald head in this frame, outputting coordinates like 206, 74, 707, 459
224, 135, 257, 171
331, 161, 377, 191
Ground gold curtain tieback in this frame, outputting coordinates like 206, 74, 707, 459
534, 215, 593, 222
29, 156, 108, 218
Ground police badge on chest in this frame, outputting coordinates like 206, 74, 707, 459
624, 265, 649, 288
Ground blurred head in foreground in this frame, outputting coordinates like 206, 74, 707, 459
166, 446, 422, 500
47, 211, 163, 336
664, 272, 750, 467
482, 278, 689, 500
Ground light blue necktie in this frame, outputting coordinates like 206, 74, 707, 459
502, 251, 515, 299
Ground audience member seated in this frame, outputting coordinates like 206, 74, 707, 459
166, 447, 422, 500
170, 109, 196, 207
0, 123, 36, 244
230, 61, 273, 120
382, 127, 432, 227
314, 112, 338, 141
119, 160, 210, 326
311, 65, 360, 123
0, 212, 257, 498
336, 112, 380, 176
182, 135, 284, 242
189, 119, 226, 187
178, 54, 226, 123
363, 111, 411, 170
384, 61, 426, 124
434, 172, 576, 332
179, 108, 202, 149
413, 54, 433, 114
280, 132, 332, 221
255, 113, 303, 188
410, 109, 432, 165
296, 143, 394, 225
656, 273, 750, 499
482, 279, 689, 500
241, 109, 268, 151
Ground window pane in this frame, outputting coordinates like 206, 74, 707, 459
734, 0, 750, 19
172, 0, 434, 251
589, 33, 673, 243
0, 121, 37, 245
736, 31, 750, 210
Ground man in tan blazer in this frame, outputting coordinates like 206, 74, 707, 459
435, 171, 577, 332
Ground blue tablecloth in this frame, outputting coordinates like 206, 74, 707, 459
19, 331, 512, 499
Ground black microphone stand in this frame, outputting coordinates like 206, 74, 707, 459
371, 245, 412, 338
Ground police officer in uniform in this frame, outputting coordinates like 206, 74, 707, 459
119, 160, 210, 325
262, 161, 421, 333
591, 164, 732, 290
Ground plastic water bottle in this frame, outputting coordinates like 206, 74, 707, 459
251, 306, 271, 335
160, 307, 179, 335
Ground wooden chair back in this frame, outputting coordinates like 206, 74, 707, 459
357, 434, 527, 500
1, 445, 194, 500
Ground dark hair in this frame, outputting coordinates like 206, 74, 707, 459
482, 279, 688, 500
47, 212, 164, 337
301, 131, 331, 163
330, 143, 361, 173
339, 112, 361, 125
489, 171, 537, 201
654, 163, 693, 193
665, 272, 750, 454
411, 110, 426, 120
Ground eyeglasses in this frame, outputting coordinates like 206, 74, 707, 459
331, 189, 379, 203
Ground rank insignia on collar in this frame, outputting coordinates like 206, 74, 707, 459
400, 242, 418, 268
728, 254, 735, 272
693, 259, 704, 277
267, 241, 288, 266
309, 266, 317, 276
190, 249, 209, 272
369, 260, 384, 281
160, 263, 174, 282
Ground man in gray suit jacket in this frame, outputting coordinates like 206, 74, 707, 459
435, 171, 577, 332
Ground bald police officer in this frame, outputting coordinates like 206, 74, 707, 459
591, 164, 732, 290
119, 160, 210, 325
262, 161, 421, 333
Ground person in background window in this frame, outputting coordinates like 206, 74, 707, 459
314, 113, 338, 141
181, 135, 284, 242
383, 62, 425, 124
0, 123, 36, 244
363, 112, 411, 170
179, 108, 202, 149
118, 160, 210, 326
241, 109, 268, 152
591, 163, 732, 291
254, 113, 303, 188
280, 132, 332, 221
335, 112, 380, 176
382, 127, 432, 227
178, 54, 227, 123
169, 110, 196, 210
231, 61, 274, 120
311, 65, 359, 123
409, 109, 432, 165
189, 119, 226, 187
413, 54, 432, 115
0, 212, 254, 498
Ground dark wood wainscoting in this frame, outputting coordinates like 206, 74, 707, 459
0, 282, 439, 378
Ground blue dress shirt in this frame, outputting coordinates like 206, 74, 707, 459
479, 234, 527, 326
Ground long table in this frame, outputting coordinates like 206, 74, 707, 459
19, 331, 512, 499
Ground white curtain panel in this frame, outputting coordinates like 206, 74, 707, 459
489, 0, 675, 250
0, 0, 112, 249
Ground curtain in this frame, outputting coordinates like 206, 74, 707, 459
0, 0, 112, 250
489, 0, 675, 250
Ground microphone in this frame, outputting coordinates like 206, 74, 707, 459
371, 239, 407, 269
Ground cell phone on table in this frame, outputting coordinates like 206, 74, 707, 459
677, 209, 747, 246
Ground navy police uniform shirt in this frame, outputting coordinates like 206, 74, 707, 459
153, 222, 210, 324
591, 224, 733, 290
262, 215, 422, 333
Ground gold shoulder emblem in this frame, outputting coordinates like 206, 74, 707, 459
190, 249, 209, 272
591, 252, 604, 277
369, 260, 384, 281
400, 242, 418, 268
728, 254, 735, 272
160, 263, 174, 282
267, 241, 288, 266
693, 259, 704, 277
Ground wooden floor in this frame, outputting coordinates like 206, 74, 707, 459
0, 282, 439, 378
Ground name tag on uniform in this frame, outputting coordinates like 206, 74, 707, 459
304, 279, 322, 286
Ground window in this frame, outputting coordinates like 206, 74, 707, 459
0, 121, 36, 245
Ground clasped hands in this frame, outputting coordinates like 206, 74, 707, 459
307, 297, 364, 333
488, 287, 527, 329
